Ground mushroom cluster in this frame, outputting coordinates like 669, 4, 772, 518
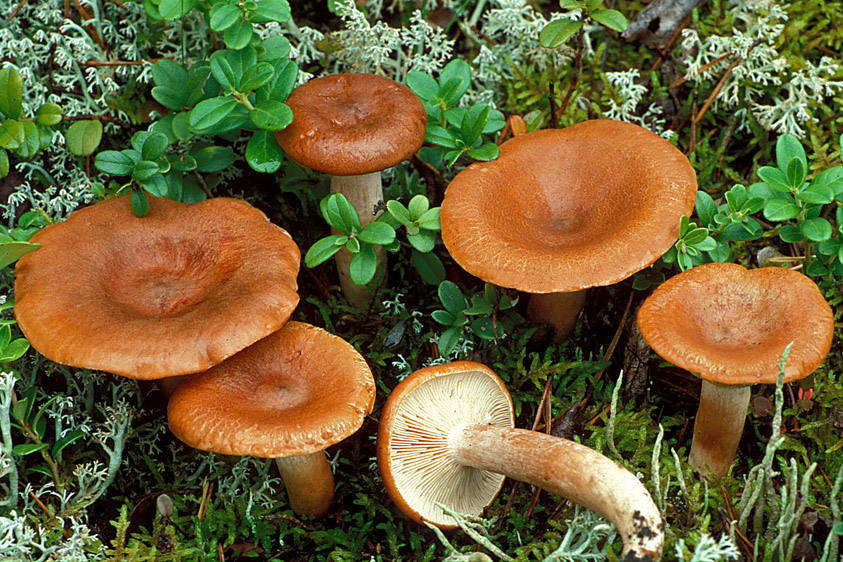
637, 262, 834, 478
15, 194, 376, 516
275, 73, 427, 306
440, 119, 697, 341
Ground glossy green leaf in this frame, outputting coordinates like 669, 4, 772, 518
151, 86, 186, 111
210, 53, 238, 90
249, 0, 291, 22
438, 280, 467, 316
0, 337, 29, 362
159, 0, 197, 19
683, 227, 709, 246
132, 160, 160, 181
432, 309, 457, 326
417, 207, 441, 231
12, 443, 49, 456
258, 59, 298, 102
185, 64, 211, 107
245, 130, 284, 173
305, 235, 347, 267
209, 2, 242, 31
0, 148, 8, 178
52, 429, 85, 458
358, 222, 396, 245
169, 153, 197, 172
757, 166, 792, 192
590, 8, 628, 32
460, 104, 491, 146
258, 36, 291, 62
470, 317, 499, 340
785, 157, 806, 189
349, 243, 377, 285
407, 229, 436, 252
763, 197, 800, 221
439, 59, 471, 106
131, 188, 149, 217
776, 134, 807, 173
36, 103, 62, 126
224, 18, 254, 49
467, 143, 499, 161
406, 72, 439, 104
240, 62, 274, 92
172, 111, 192, 141
191, 145, 236, 172
65, 120, 102, 156
0, 240, 39, 269
407, 195, 429, 220
325, 193, 360, 234
15, 120, 39, 158
437, 326, 462, 356
249, 99, 293, 130
141, 173, 169, 198
95, 150, 135, 175
0, 67, 23, 119
386, 200, 411, 224
779, 224, 805, 243
798, 217, 832, 242
153, 59, 189, 92
189, 97, 239, 131
695, 190, 717, 226
539, 18, 582, 49
798, 182, 834, 205
425, 125, 458, 148
140, 132, 169, 161
0, 119, 24, 150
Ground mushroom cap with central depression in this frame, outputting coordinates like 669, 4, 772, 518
637, 262, 833, 385
14, 195, 301, 380
440, 120, 697, 293
168, 321, 376, 458
274, 73, 427, 176
377, 361, 514, 527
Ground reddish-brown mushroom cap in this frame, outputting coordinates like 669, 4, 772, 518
274, 73, 427, 176
440, 120, 698, 293
637, 262, 833, 385
14, 195, 301, 380
167, 321, 376, 458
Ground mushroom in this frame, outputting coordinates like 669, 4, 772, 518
377, 361, 665, 560
274, 73, 427, 306
637, 262, 833, 478
168, 321, 376, 516
440, 120, 697, 341
14, 195, 300, 383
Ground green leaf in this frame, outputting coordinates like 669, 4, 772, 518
324, 193, 361, 234
15, 120, 39, 158
589, 8, 628, 32
258, 36, 291, 62
439, 59, 471, 106
695, 190, 717, 226
189, 97, 239, 131
152, 59, 189, 92
411, 250, 445, 285
763, 197, 800, 221
0, 67, 23, 119
52, 429, 85, 458
0, 323, 10, 351
191, 146, 236, 172
438, 280, 467, 316
345, 236, 360, 253
185, 64, 211, 107
470, 317, 499, 340
159, 0, 197, 19
151, 86, 186, 111
349, 243, 377, 285
798, 217, 832, 242
65, 120, 103, 156
407, 195, 430, 220
406, 72, 439, 104
417, 207, 441, 231
785, 157, 806, 189
36, 103, 62, 126
757, 166, 792, 192
539, 18, 582, 49
776, 134, 807, 174
132, 160, 160, 182
12, 443, 49, 456
305, 235, 347, 267
131, 188, 149, 217
460, 104, 491, 146
779, 224, 805, 243
425, 125, 459, 148
245, 130, 284, 173
210, 52, 238, 90
432, 309, 457, 326
386, 200, 411, 224
240, 62, 275, 92
209, 2, 242, 31
249, 99, 293, 130
258, 59, 298, 102
437, 326, 462, 356
94, 150, 135, 175
141, 173, 169, 197
169, 153, 197, 172
224, 18, 254, 49
683, 227, 709, 246
408, 229, 436, 252
140, 133, 169, 161
467, 143, 499, 161
0, 148, 8, 178
0, 337, 29, 362
249, 0, 291, 22
0, 119, 24, 150
172, 111, 192, 141
798, 182, 834, 205
358, 222, 396, 245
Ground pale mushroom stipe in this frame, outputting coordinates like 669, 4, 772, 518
440, 119, 697, 341
637, 262, 833, 478
275, 73, 427, 306
377, 361, 665, 561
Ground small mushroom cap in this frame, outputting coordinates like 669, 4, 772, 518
274, 73, 427, 176
168, 321, 375, 458
637, 262, 833, 385
377, 361, 514, 527
440, 120, 697, 293
14, 195, 300, 380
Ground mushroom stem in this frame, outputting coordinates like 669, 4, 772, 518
330, 173, 387, 307
449, 423, 664, 561
527, 290, 587, 342
275, 451, 335, 517
689, 380, 751, 479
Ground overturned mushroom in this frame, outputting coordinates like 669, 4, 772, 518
377, 361, 664, 560
637, 262, 833, 478
14, 195, 300, 382
168, 321, 376, 516
440, 120, 697, 341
